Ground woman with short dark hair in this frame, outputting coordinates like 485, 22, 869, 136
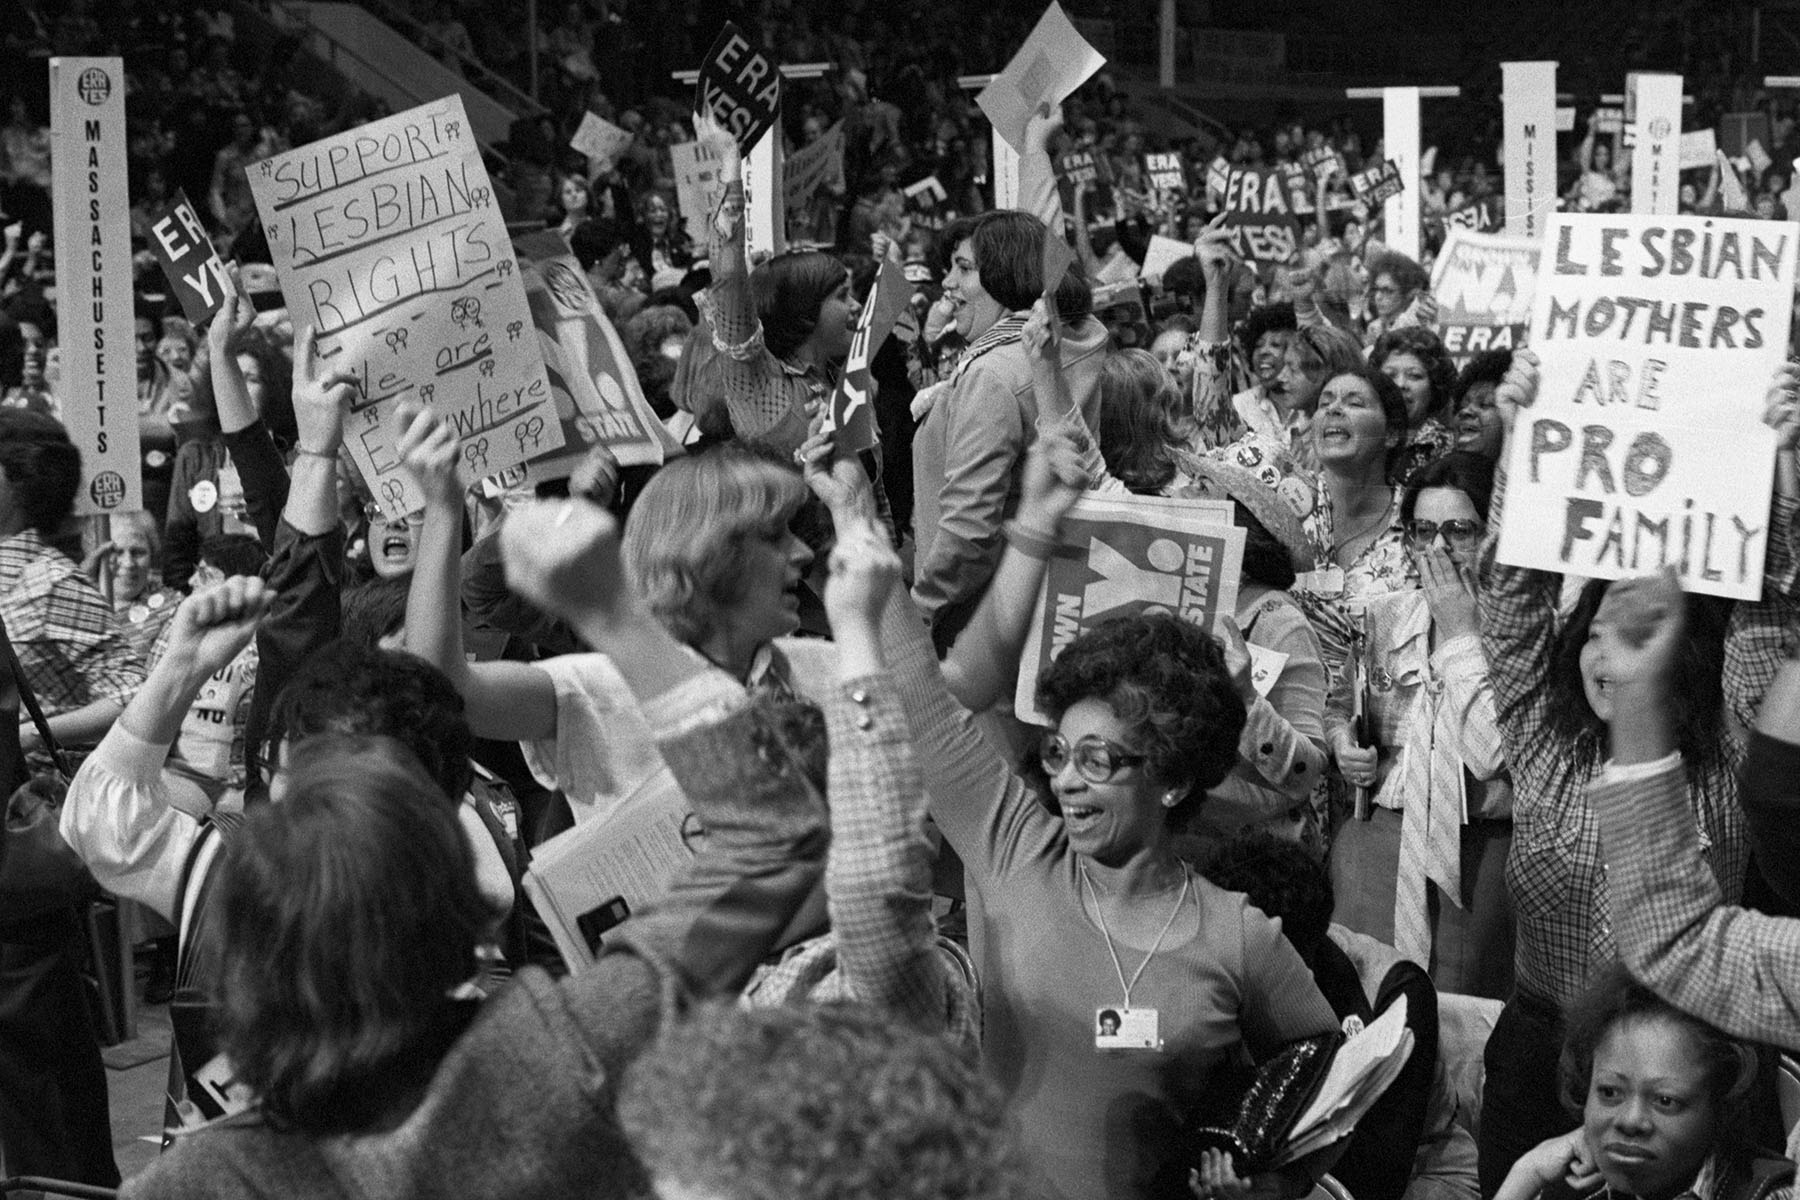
1370, 327, 1458, 483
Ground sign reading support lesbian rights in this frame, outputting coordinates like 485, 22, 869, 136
1015, 494, 1242, 724
249, 96, 561, 518
1497, 213, 1797, 600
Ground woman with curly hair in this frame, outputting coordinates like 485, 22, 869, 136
1495, 965, 1787, 1200
1370, 327, 1458, 483
1361, 250, 1433, 346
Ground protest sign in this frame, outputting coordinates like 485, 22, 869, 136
1042, 231, 1077, 301
1717, 151, 1750, 211
1279, 161, 1314, 214
1057, 148, 1106, 189
1629, 73, 1683, 215
1430, 228, 1539, 368
1205, 155, 1231, 200
694, 23, 781, 155
1593, 107, 1625, 134
1445, 195, 1502, 234
1496, 213, 1797, 600
248, 96, 563, 518
570, 112, 633, 173
1746, 138, 1774, 176
1140, 234, 1191, 285
782, 120, 844, 214
1014, 494, 1244, 724
1144, 151, 1184, 191
670, 139, 725, 247
1501, 61, 1557, 240
1221, 166, 1300, 263
513, 230, 673, 476
147, 189, 231, 327
1349, 160, 1405, 206
1302, 144, 1344, 183
823, 259, 910, 453
1679, 128, 1717, 170
977, 2, 1105, 153
50, 57, 140, 514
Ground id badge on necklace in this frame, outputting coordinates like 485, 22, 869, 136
1095, 1006, 1162, 1051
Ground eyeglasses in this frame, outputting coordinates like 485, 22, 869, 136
1367, 283, 1400, 297
1405, 518, 1484, 547
361, 500, 427, 528
1039, 731, 1148, 784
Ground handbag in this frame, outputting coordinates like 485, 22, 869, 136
1188, 1030, 1345, 1175
0, 608, 100, 921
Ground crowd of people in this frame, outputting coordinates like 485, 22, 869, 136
4, 2, 1800, 1200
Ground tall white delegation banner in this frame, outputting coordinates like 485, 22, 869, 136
1383, 88, 1421, 261
1501, 61, 1558, 240
50, 57, 140, 514
1631, 73, 1684, 216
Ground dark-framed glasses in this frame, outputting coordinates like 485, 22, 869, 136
1404, 518, 1484, 547
1039, 731, 1148, 785
361, 500, 427, 528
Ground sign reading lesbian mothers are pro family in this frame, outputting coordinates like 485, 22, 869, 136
248, 97, 561, 518
1497, 213, 1797, 600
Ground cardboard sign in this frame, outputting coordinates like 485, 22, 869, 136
1502, 61, 1558, 240
1057, 148, 1106, 188
1746, 138, 1774, 176
1014, 493, 1244, 724
670, 139, 725, 247
1221, 166, 1300, 263
248, 96, 564, 518
1042, 230, 1077, 299
1717, 151, 1750, 212
782, 121, 844, 214
1594, 107, 1625, 134
513, 230, 672, 475
1144, 151, 1184, 191
1496, 213, 1796, 600
1431, 228, 1539, 368
1679, 128, 1718, 170
147, 190, 231, 327
570, 112, 633, 174
1349, 160, 1405, 206
1139, 234, 1191, 285
694, 23, 781, 155
1302, 144, 1344, 183
1445, 195, 1502, 234
823, 258, 910, 453
50, 57, 141, 515
977, 2, 1105, 153
1205, 156, 1231, 200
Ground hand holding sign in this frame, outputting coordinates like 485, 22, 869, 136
1591, 568, 1686, 686
694, 22, 781, 155
1194, 214, 1237, 283
1492, 347, 1539, 441
1765, 361, 1800, 452
797, 414, 878, 527
395, 398, 463, 509
1018, 423, 1092, 535
291, 323, 359, 458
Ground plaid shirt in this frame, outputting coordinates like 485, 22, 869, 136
1592, 757, 1800, 1053
1478, 476, 1800, 1009
0, 528, 145, 720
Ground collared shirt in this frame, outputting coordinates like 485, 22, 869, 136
1479, 479, 1799, 1008
0, 527, 145, 719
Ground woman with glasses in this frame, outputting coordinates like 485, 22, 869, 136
1370, 327, 1458, 484
1325, 452, 1514, 1000
1361, 251, 1434, 348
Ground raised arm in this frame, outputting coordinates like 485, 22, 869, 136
396, 402, 556, 743
209, 270, 289, 545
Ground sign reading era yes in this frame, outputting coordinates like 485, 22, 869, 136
147, 189, 231, 327
1349, 160, 1405, 206
1498, 213, 1797, 600
249, 96, 562, 517
1220, 166, 1300, 264
696, 23, 781, 154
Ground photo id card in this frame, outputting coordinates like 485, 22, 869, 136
1095, 1006, 1162, 1051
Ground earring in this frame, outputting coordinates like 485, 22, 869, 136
1163, 791, 1182, 808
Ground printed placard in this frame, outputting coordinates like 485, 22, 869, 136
1444, 195, 1502, 234
248, 96, 563, 518
1144, 152, 1184, 191
823, 259, 910, 453
1302, 144, 1344, 183
694, 22, 781, 155
1349, 159, 1405, 206
1220, 166, 1301, 264
1497, 213, 1796, 599
50, 57, 140, 514
1431, 228, 1540, 368
513, 230, 672, 474
1015, 494, 1244, 724
1057, 148, 1105, 188
147, 189, 231, 327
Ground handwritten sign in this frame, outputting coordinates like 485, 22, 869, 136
1349, 159, 1405, 206
1144, 152, 1184, 191
695, 23, 780, 155
1679, 128, 1717, 170
514, 230, 672, 475
147, 190, 231, 327
782, 121, 844, 214
249, 96, 562, 517
51, 57, 140, 514
670, 139, 724, 248
571, 112, 633, 174
1497, 213, 1797, 599
823, 259, 909, 453
1431, 228, 1539, 368
977, 1, 1104, 153
1221, 166, 1300, 264
1015, 493, 1243, 724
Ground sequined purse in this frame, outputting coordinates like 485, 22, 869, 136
1189, 1030, 1345, 1174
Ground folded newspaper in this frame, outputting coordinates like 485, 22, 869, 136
521, 766, 694, 972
